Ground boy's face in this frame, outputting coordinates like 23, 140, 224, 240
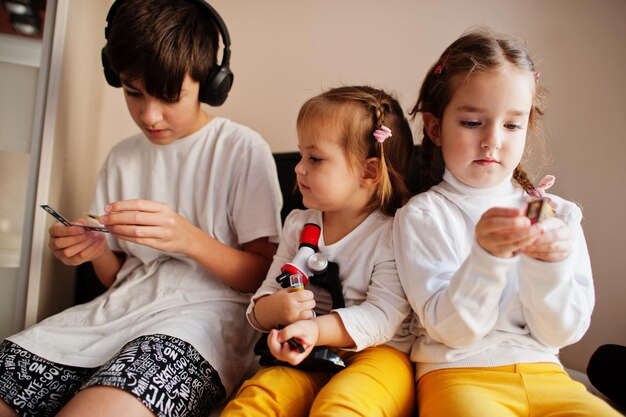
121, 74, 207, 145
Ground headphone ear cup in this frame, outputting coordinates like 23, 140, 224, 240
201, 65, 233, 106
101, 47, 122, 88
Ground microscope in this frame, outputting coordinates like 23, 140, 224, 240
255, 223, 346, 372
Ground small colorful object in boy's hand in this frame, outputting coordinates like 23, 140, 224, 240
40, 205, 109, 233
525, 198, 554, 224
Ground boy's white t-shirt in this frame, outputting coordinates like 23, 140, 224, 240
9, 117, 283, 394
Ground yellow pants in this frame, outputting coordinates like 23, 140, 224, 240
417, 362, 622, 417
222, 345, 415, 417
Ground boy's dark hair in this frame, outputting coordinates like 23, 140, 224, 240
102, 0, 225, 104
297, 86, 414, 216
410, 27, 546, 193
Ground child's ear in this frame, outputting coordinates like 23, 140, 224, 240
361, 158, 381, 186
423, 112, 442, 146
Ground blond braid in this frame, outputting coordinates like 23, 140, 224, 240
513, 164, 536, 194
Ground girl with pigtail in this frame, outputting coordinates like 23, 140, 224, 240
394, 28, 621, 416
222, 86, 416, 416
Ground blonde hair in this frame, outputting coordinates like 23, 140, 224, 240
297, 86, 414, 216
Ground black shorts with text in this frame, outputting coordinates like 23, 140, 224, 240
0, 334, 225, 417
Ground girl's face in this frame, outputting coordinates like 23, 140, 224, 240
427, 64, 535, 188
295, 128, 366, 214
121, 74, 207, 145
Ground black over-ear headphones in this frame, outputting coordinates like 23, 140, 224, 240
101, 0, 233, 106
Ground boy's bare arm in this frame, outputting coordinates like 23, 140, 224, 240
187, 231, 276, 293
48, 220, 122, 288
91, 249, 126, 288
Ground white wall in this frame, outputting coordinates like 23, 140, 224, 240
0, 61, 37, 265
44, 0, 626, 372
0, 38, 41, 340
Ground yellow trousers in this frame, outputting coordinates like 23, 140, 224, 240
222, 345, 415, 417
417, 362, 622, 417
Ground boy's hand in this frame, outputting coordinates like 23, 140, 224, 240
520, 217, 572, 262
98, 199, 194, 254
254, 289, 316, 330
48, 219, 108, 266
476, 207, 542, 258
267, 320, 319, 365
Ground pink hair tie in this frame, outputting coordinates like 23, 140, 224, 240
528, 175, 558, 212
434, 55, 449, 75
373, 125, 392, 143
528, 175, 555, 198
527, 175, 555, 198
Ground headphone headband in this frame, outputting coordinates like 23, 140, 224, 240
102, 0, 233, 106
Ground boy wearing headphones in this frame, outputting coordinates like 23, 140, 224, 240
0, 1, 282, 416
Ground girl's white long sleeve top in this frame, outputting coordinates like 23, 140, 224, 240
394, 170, 594, 379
